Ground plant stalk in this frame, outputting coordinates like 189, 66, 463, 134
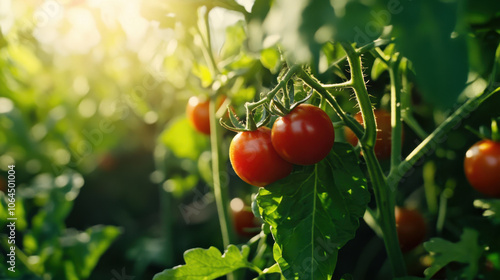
388, 87, 500, 185
388, 55, 403, 180
341, 42, 407, 277
210, 97, 235, 280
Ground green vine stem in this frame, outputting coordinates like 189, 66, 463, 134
197, 7, 236, 280
297, 68, 364, 139
387, 87, 500, 185
371, 49, 429, 141
399, 59, 430, 140
210, 97, 234, 246
388, 54, 403, 180
340, 42, 407, 278
246, 65, 301, 111
339, 42, 377, 149
197, 7, 219, 78
209, 97, 236, 280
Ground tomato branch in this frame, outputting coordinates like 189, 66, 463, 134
340, 41, 407, 278
297, 68, 364, 139
325, 38, 392, 74
340, 42, 377, 149
388, 87, 500, 185
399, 59, 430, 140
388, 54, 403, 180
198, 7, 236, 280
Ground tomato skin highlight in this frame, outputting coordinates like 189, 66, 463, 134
230, 127, 293, 187
464, 139, 500, 197
344, 109, 398, 160
395, 207, 427, 253
271, 104, 335, 165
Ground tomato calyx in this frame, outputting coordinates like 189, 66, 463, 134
220, 82, 313, 133
219, 105, 271, 133
268, 81, 313, 117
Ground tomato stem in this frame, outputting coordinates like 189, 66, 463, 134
341, 41, 407, 278
491, 119, 500, 142
210, 96, 236, 255
399, 59, 430, 140
199, 8, 236, 279
388, 87, 500, 185
248, 65, 301, 110
297, 68, 364, 139
196, 7, 220, 79
340, 42, 377, 150
388, 54, 403, 180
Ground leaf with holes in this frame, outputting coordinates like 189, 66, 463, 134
257, 143, 369, 279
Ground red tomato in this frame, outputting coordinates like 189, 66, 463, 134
230, 198, 261, 237
345, 109, 400, 160
464, 139, 500, 197
98, 153, 117, 172
230, 127, 293, 187
271, 104, 335, 165
186, 96, 225, 135
395, 207, 427, 252
0, 176, 6, 193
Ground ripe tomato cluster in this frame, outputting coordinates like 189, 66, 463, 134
230, 104, 335, 187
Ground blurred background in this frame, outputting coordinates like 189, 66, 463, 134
0, 0, 256, 278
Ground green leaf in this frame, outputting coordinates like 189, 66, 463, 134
257, 143, 369, 279
160, 117, 209, 161
392, 0, 469, 109
371, 44, 394, 80
474, 199, 500, 224
192, 63, 214, 88
489, 42, 500, 89
153, 245, 252, 280
30, 172, 85, 244
246, 0, 272, 51
371, 58, 388, 81
423, 228, 484, 280
163, 175, 198, 198
263, 263, 281, 274
260, 47, 281, 74
262, 0, 385, 69
63, 225, 121, 278
263, 0, 336, 65
220, 21, 247, 60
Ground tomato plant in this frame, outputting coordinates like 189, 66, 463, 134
229, 127, 293, 187
464, 139, 500, 197
4, 0, 500, 280
271, 104, 335, 165
395, 207, 427, 252
344, 109, 399, 160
